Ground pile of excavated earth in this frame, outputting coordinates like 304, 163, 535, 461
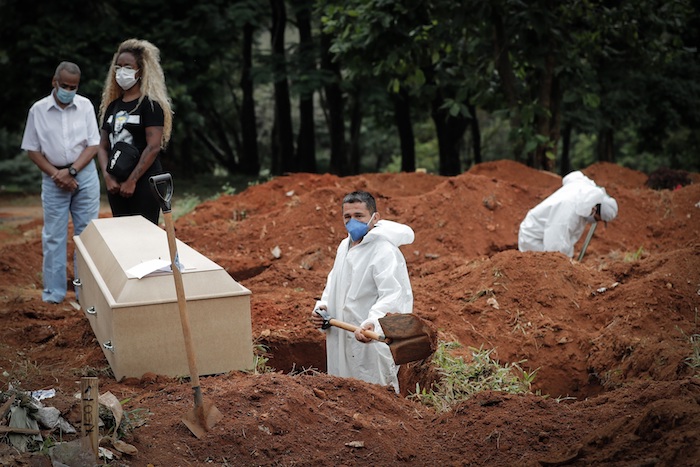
0, 160, 698, 466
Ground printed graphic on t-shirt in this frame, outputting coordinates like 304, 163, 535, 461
109, 111, 141, 146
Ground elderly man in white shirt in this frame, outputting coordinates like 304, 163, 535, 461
21, 61, 101, 304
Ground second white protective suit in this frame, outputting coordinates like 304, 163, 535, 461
518, 171, 618, 257
315, 219, 414, 393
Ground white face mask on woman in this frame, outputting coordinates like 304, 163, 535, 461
115, 66, 139, 90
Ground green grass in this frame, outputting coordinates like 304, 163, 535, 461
99, 400, 150, 440
250, 343, 275, 374
0, 357, 43, 390
676, 308, 700, 378
624, 246, 646, 262
687, 334, 700, 378
167, 173, 271, 220
74, 365, 114, 379
409, 341, 536, 412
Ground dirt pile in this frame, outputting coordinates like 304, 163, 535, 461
0, 160, 699, 466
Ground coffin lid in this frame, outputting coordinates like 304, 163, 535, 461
74, 216, 250, 308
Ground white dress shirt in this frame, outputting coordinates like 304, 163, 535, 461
21, 92, 100, 167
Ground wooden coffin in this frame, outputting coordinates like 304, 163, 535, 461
73, 216, 253, 381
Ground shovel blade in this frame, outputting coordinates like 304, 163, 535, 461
182, 400, 223, 439
378, 313, 438, 365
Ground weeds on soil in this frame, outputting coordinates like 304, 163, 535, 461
100, 402, 150, 440
1, 357, 44, 390
676, 308, 700, 378
250, 343, 275, 374
75, 365, 114, 379
686, 334, 700, 377
409, 341, 536, 413
624, 246, 646, 262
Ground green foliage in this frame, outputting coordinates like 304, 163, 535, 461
39, 436, 57, 455
687, 334, 700, 378
678, 309, 700, 378
568, 132, 598, 170
1, 0, 699, 179
172, 194, 201, 221
383, 120, 440, 173
99, 402, 150, 440
76, 365, 114, 379
0, 357, 42, 390
0, 127, 37, 193
408, 342, 535, 413
251, 343, 275, 374
624, 247, 646, 262
0, 154, 40, 194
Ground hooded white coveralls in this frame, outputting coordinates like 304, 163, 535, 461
315, 219, 414, 393
518, 171, 613, 258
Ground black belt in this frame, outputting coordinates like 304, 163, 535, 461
55, 164, 73, 170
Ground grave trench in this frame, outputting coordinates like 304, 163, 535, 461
258, 334, 603, 399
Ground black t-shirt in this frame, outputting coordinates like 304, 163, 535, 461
102, 96, 164, 155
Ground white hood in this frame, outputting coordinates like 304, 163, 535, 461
518, 174, 615, 257
562, 170, 596, 187
362, 219, 415, 247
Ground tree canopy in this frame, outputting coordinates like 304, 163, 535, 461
1, 0, 698, 187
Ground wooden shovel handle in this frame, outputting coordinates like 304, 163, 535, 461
149, 174, 201, 392
328, 318, 384, 341
163, 209, 201, 391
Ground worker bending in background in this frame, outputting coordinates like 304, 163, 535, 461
518, 171, 618, 258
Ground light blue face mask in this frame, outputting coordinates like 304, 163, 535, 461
55, 87, 76, 104
345, 213, 375, 242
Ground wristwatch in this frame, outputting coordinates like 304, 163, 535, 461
68, 165, 78, 177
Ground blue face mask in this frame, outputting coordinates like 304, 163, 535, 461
55, 87, 76, 104
345, 213, 375, 242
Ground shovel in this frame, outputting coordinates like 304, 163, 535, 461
149, 173, 222, 439
314, 309, 437, 364
577, 221, 597, 261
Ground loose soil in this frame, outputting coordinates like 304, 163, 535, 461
1, 160, 699, 466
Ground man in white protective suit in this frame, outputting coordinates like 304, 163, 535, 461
310, 191, 414, 393
518, 171, 618, 258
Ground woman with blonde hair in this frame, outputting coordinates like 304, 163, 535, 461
97, 38, 173, 224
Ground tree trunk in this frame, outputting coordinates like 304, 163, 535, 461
295, 4, 316, 173
597, 128, 615, 162
469, 104, 482, 166
239, 22, 260, 176
348, 88, 362, 175
168, 130, 193, 179
492, 9, 524, 163
270, 0, 295, 174
431, 93, 468, 176
534, 51, 556, 172
194, 126, 236, 172
550, 72, 562, 168
320, 32, 346, 175
197, 105, 238, 172
560, 123, 572, 175
392, 88, 415, 173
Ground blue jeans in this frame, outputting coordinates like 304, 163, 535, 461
41, 160, 100, 303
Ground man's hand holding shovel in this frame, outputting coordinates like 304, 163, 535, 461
311, 307, 437, 365
311, 306, 327, 329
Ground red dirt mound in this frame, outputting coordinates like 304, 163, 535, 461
0, 160, 698, 466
